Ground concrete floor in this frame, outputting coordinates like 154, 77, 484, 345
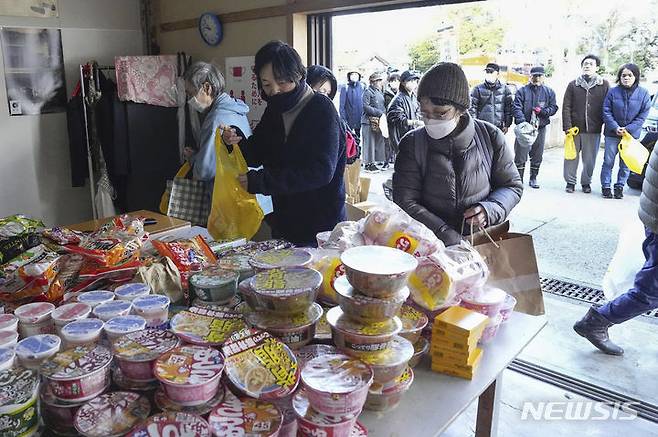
362, 145, 658, 435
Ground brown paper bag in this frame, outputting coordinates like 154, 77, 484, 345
135, 257, 184, 304
473, 227, 545, 316
344, 160, 362, 204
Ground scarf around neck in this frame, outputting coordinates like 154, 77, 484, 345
263, 82, 308, 113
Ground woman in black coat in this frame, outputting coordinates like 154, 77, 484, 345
222, 41, 346, 246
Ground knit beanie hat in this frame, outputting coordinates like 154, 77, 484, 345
417, 62, 470, 109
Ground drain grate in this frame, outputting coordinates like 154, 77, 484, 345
540, 277, 658, 319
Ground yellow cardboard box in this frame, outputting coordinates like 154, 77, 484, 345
434, 307, 489, 336
432, 347, 483, 368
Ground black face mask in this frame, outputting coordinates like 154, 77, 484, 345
262, 82, 306, 113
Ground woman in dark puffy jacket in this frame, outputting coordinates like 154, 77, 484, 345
387, 70, 423, 153
600, 63, 652, 199
392, 63, 523, 246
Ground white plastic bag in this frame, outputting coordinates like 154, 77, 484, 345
602, 219, 646, 301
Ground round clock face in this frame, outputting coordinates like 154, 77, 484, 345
199, 13, 222, 46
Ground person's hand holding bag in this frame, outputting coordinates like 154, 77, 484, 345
464, 205, 487, 228
237, 173, 248, 191
220, 124, 243, 146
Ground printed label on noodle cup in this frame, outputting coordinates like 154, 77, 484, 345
155, 345, 224, 385
170, 309, 247, 346
209, 390, 283, 437
127, 412, 211, 437
222, 330, 299, 400
112, 329, 179, 362
41, 344, 112, 379
74, 391, 151, 437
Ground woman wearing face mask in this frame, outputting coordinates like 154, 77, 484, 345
183, 62, 252, 181
393, 63, 523, 246
221, 41, 345, 246
600, 63, 652, 199
387, 70, 423, 154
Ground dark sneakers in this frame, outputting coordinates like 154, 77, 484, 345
573, 307, 624, 355
602, 187, 613, 198
582, 184, 592, 193
529, 178, 540, 189
614, 186, 624, 199
565, 183, 575, 193
364, 163, 379, 172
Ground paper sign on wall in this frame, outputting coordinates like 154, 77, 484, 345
0, 0, 58, 17
225, 56, 265, 129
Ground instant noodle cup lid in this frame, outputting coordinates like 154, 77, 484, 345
170, 307, 247, 346
292, 390, 357, 425
127, 412, 211, 437
219, 254, 253, 272
398, 305, 429, 332
295, 344, 338, 370
154, 386, 225, 415
0, 367, 39, 408
74, 391, 151, 437
14, 302, 55, 324
368, 366, 414, 397
16, 334, 61, 359
133, 295, 171, 312
190, 267, 239, 288
61, 318, 104, 341
52, 302, 92, 325
249, 248, 313, 270
104, 315, 147, 336
354, 336, 414, 368
77, 290, 115, 307
209, 390, 283, 437
340, 246, 418, 276
93, 300, 132, 320
41, 344, 112, 380
250, 267, 322, 298
0, 313, 18, 331
246, 303, 323, 330
462, 287, 507, 305
222, 329, 300, 400
154, 345, 224, 386
0, 347, 15, 368
114, 282, 151, 300
327, 306, 402, 337
301, 354, 373, 395
112, 329, 180, 362
350, 421, 368, 436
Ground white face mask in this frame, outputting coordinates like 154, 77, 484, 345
423, 116, 459, 139
188, 95, 209, 113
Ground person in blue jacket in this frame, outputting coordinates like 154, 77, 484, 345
600, 63, 652, 199
221, 41, 346, 246
339, 71, 366, 140
512, 66, 558, 189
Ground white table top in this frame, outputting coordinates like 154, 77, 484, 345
358, 311, 547, 437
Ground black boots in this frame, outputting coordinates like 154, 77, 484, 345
614, 186, 624, 199
565, 183, 575, 193
573, 307, 624, 355
582, 184, 592, 193
529, 169, 540, 189
602, 187, 613, 198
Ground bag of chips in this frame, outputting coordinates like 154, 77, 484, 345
0, 233, 41, 265
0, 215, 44, 240
42, 227, 85, 246
152, 235, 217, 274
0, 245, 61, 302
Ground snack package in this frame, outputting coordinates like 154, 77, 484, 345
152, 235, 217, 273
409, 242, 488, 312
307, 248, 345, 305
46, 254, 85, 302
0, 245, 61, 301
319, 221, 365, 251
0, 215, 44, 240
65, 216, 148, 267
134, 257, 184, 303
0, 233, 41, 265
41, 227, 85, 246
77, 257, 143, 280
361, 203, 444, 258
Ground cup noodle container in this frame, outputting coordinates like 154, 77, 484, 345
293, 390, 358, 437
0, 330, 18, 350
170, 307, 248, 347
93, 300, 132, 321
104, 315, 147, 341
189, 267, 239, 304
350, 421, 368, 436
295, 344, 338, 370
114, 282, 151, 301
249, 248, 313, 271
52, 302, 92, 334
61, 318, 105, 347
326, 306, 402, 354
40, 383, 88, 436
154, 345, 224, 407
112, 329, 180, 382
245, 303, 323, 350
77, 290, 116, 308
365, 366, 414, 412
351, 336, 414, 384
460, 287, 507, 344
74, 391, 151, 437
500, 293, 517, 323
301, 354, 373, 416
271, 393, 298, 437
16, 334, 61, 369
15, 302, 55, 337
126, 411, 212, 437
208, 390, 283, 437
0, 348, 15, 372
154, 384, 225, 417
0, 367, 40, 437
0, 313, 18, 333
132, 295, 171, 328
40, 344, 113, 403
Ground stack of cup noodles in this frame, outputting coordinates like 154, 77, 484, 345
327, 245, 418, 413
459, 287, 511, 343
0, 313, 18, 370
239, 248, 325, 351
14, 302, 56, 337
189, 265, 240, 307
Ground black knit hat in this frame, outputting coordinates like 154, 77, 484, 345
418, 62, 470, 109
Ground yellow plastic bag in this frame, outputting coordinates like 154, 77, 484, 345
207, 131, 263, 240
160, 162, 191, 214
564, 127, 579, 160
619, 131, 649, 174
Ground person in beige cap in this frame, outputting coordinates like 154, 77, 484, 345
361, 71, 387, 172
392, 62, 523, 246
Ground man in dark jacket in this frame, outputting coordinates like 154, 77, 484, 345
339, 71, 366, 140
387, 70, 422, 152
361, 71, 387, 172
383, 71, 401, 167
513, 66, 559, 188
469, 63, 513, 133
562, 55, 609, 193
393, 62, 523, 246
574, 140, 658, 355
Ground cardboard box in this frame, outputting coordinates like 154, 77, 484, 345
359, 176, 371, 202
432, 326, 486, 346
432, 347, 483, 367
434, 307, 489, 336
345, 200, 380, 221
